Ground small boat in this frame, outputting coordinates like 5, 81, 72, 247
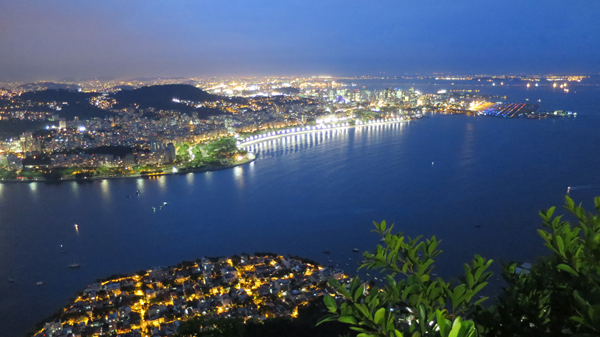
36, 281, 44, 286
352, 248, 360, 253
475, 225, 482, 228
69, 263, 80, 269
8, 278, 14, 282
323, 250, 331, 254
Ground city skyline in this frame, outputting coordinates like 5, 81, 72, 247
1, 0, 599, 82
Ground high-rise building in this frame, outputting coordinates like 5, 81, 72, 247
165, 143, 176, 163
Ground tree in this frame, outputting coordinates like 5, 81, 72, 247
320, 197, 600, 337
319, 220, 491, 337
478, 196, 600, 336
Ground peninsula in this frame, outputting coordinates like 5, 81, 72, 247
33, 253, 350, 337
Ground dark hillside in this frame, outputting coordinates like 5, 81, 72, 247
111, 84, 220, 112
19, 89, 95, 103
18, 90, 112, 120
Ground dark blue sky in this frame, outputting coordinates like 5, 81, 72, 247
1, 0, 599, 81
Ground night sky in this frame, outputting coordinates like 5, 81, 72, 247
1, 0, 599, 81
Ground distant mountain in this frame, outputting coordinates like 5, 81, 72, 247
18, 89, 113, 120
19, 89, 95, 103
111, 84, 219, 112
18, 82, 81, 92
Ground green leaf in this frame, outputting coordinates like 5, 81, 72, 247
338, 315, 358, 325
557, 264, 579, 276
393, 330, 403, 337
449, 317, 463, 337
556, 235, 565, 256
316, 314, 338, 326
546, 206, 556, 219
565, 196, 575, 210
323, 295, 337, 312
474, 296, 488, 306
374, 308, 385, 324
355, 303, 373, 320
350, 327, 368, 333
328, 278, 341, 288
421, 274, 430, 282
472, 282, 488, 297
436, 310, 448, 336
354, 286, 364, 302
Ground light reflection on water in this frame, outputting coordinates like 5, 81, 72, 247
157, 175, 166, 190
244, 124, 396, 160
100, 179, 109, 199
233, 166, 244, 189
136, 177, 145, 192
2, 93, 600, 337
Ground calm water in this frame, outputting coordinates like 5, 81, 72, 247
1, 81, 600, 336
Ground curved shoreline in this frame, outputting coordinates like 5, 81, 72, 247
239, 118, 411, 147
0, 157, 256, 184
1, 119, 412, 184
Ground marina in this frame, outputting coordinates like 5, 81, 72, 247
477, 103, 577, 118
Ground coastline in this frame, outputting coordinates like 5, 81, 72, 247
2, 118, 412, 184
239, 118, 411, 147
0, 157, 256, 184
29, 253, 340, 337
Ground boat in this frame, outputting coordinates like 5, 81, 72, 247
352, 248, 360, 253
36, 281, 44, 286
323, 250, 331, 254
69, 263, 80, 269
8, 278, 14, 282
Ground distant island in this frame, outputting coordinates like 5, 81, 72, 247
31, 253, 350, 337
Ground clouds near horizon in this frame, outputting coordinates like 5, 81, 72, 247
1, 0, 599, 81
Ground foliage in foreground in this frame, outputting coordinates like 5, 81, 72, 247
319, 196, 600, 337
478, 196, 600, 337
319, 220, 490, 337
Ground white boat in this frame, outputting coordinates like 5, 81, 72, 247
36, 281, 44, 286
69, 263, 80, 269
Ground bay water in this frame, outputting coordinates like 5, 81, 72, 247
0, 80, 599, 336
